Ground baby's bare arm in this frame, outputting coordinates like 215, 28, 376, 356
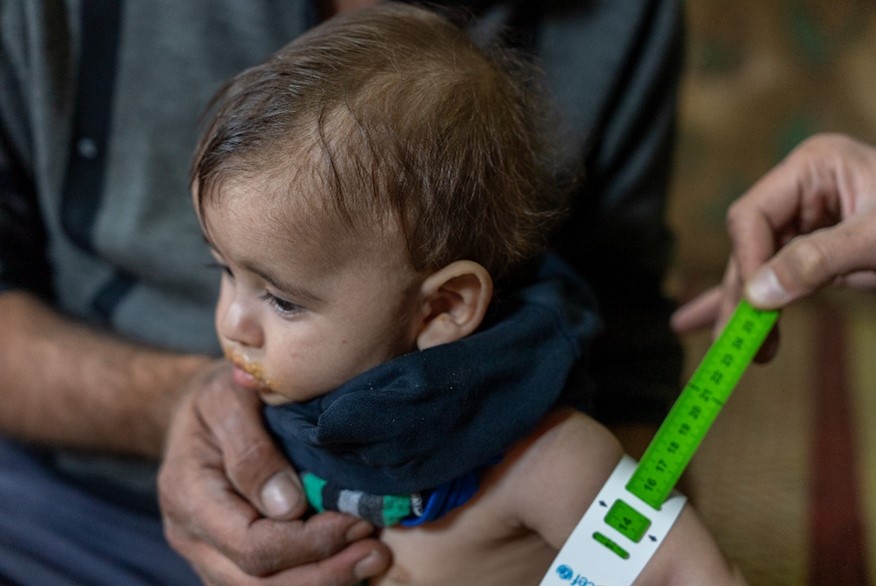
502, 408, 746, 585
637, 506, 746, 585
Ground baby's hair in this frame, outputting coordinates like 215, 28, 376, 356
192, 3, 565, 282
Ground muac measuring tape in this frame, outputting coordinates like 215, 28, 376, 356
540, 300, 779, 586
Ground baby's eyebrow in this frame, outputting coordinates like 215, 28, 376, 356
201, 237, 323, 304
245, 261, 323, 305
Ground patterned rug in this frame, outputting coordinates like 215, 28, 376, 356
682, 290, 874, 585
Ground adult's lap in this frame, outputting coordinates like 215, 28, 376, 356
0, 439, 199, 586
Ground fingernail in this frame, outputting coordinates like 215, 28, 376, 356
345, 520, 374, 541
260, 471, 301, 518
354, 551, 384, 580
746, 267, 788, 307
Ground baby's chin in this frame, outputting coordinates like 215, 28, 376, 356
258, 389, 295, 406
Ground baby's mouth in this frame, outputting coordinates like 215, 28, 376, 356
223, 347, 290, 404
223, 348, 269, 391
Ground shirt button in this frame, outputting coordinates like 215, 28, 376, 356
77, 137, 98, 159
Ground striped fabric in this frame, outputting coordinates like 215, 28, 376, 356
301, 472, 415, 527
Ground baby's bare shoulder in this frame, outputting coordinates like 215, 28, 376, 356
505, 407, 623, 485
481, 407, 624, 548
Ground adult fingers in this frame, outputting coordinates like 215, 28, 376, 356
194, 373, 307, 520
714, 259, 744, 337
670, 260, 745, 337
159, 365, 386, 579
669, 268, 780, 362
727, 133, 857, 281
670, 286, 722, 335
174, 528, 389, 586
745, 213, 876, 309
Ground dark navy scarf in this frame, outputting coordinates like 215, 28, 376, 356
264, 253, 601, 495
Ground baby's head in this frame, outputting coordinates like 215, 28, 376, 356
191, 3, 563, 404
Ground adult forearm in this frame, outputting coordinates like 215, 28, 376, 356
0, 290, 211, 458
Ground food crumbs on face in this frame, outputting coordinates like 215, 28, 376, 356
224, 346, 272, 389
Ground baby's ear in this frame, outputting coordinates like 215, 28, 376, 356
416, 260, 493, 350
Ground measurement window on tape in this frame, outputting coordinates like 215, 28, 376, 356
604, 499, 651, 542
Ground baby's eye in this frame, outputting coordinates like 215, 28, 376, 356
261, 292, 304, 317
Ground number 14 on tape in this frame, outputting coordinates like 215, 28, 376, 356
541, 300, 779, 586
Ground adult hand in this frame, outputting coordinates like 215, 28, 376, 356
158, 361, 391, 585
672, 134, 876, 357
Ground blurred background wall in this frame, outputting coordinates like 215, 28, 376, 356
665, 3, 876, 585
669, 0, 876, 284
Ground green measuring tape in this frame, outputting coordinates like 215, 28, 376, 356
541, 299, 779, 586
625, 299, 780, 509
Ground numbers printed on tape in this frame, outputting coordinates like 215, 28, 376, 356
604, 499, 651, 543
626, 300, 779, 509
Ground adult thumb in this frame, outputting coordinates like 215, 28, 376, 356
199, 375, 307, 519
746, 218, 876, 309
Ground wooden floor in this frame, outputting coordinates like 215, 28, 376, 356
683, 290, 875, 585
